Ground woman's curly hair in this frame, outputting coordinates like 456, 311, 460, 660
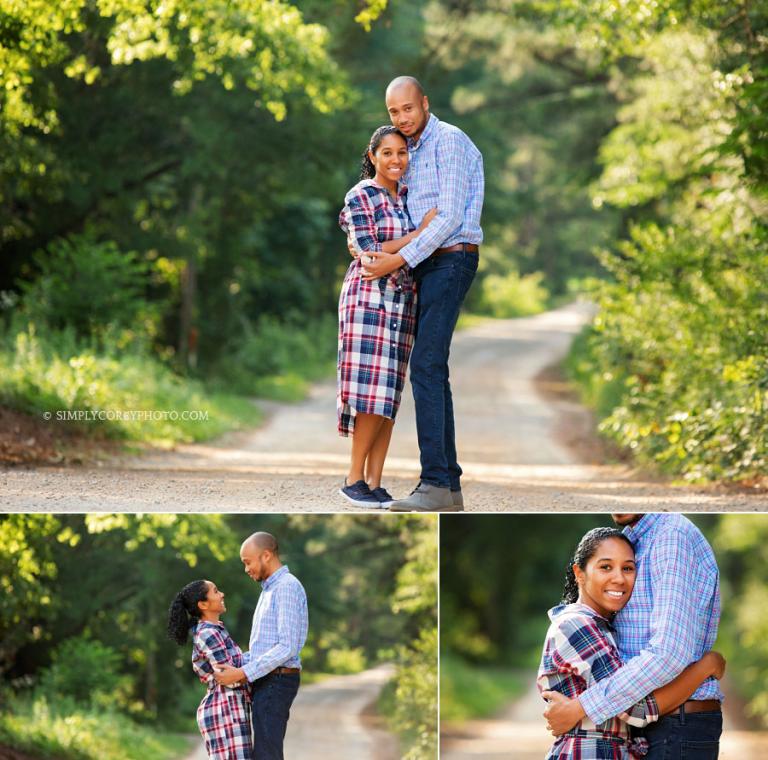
562, 527, 634, 604
360, 125, 407, 180
167, 579, 209, 645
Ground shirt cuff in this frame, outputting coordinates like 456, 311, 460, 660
399, 239, 429, 268
242, 659, 264, 683
578, 687, 611, 726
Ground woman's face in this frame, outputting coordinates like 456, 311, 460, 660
574, 537, 636, 618
369, 134, 409, 184
199, 580, 226, 617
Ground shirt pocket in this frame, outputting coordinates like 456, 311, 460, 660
357, 278, 384, 310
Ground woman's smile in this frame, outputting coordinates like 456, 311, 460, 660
575, 536, 636, 618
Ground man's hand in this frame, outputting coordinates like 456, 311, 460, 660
347, 236, 359, 259
213, 663, 246, 687
703, 650, 726, 680
362, 251, 404, 280
541, 690, 586, 735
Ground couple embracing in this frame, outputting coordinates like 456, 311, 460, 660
167, 532, 308, 760
336, 75, 484, 513
539, 513, 724, 759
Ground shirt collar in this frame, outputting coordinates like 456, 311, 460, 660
195, 619, 224, 629
623, 513, 661, 546
262, 564, 289, 590
360, 178, 408, 199
408, 113, 439, 150
549, 601, 615, 630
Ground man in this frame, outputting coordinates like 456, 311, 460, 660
542, 513, 723, 758
362, 75, 484, 513
214, 532, 308, 760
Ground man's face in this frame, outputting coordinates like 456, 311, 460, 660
386, 85, 429, 140
611, 514, 642, 527
241, 544, 270, 582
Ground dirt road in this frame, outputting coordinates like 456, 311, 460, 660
182, 665, 399, 760
2, 303, 766, 510
440, 674, 768, 759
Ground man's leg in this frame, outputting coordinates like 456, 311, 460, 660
250, 673, 300, 760
442, 251, 477, 492
642, 708, 722, 759
409, 250, 477, 490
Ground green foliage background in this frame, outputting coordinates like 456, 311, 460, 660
0, 513, 437, 759
3, 0, 764, 478
440, 513, 768, 728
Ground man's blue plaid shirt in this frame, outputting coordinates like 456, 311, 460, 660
397, 113, 484, 268
241, 565, 308, 682
579, 514, 722, 725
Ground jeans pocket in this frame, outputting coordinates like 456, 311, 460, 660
681, 740, 719, 759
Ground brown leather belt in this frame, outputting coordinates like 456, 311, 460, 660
269, 666, 300, 676
433, 243, 479, 256
665, 699, 721, 716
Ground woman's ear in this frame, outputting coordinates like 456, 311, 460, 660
368, 150, 375, 167
573, 563, 584, 588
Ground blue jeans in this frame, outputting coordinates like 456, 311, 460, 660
411, 249, 478, 489
638, 707, 722, 759
250, 672, 300, 760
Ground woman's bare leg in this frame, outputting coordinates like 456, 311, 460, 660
365, 418, 394, 489
347, 413, 385, 484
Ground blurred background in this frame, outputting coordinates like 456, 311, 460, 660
0, 0, 765, 485
0, 513, 436, 760
440, 513, 768, 758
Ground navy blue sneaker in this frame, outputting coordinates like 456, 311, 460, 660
339, 479, 383, 509
371, 486, 395, 508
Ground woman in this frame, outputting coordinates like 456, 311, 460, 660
167, 579, 252, 760
337, 125, 436, 508
537, 527, 725, 759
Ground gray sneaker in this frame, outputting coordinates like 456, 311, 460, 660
451, 489, 464, 509
388, 482, 463, 512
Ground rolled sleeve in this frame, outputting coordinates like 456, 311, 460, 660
579, 532, 704, 725
341, 188, 383, 254
398, 132, 471, 267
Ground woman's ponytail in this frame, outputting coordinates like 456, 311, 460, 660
167, 580, 208, 645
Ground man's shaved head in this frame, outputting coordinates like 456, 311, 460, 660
385, 76, 429, 140
242, 531, 279, 555
386, 75, 424, 99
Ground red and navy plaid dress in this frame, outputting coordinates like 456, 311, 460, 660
537, 603, 660, 759
337, 179, 417, 436
191, 620, 252, 760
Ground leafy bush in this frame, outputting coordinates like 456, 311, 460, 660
0, 694, 188, 760
18, 233, 156, 342
325, 647, 366, 674
476, 269, 549, 318
570, 198, 767, 482
216, 313, 337, 399
385, 628, 437, 760
565, 28, 768, 483
0, 325, 261, 445
38, 636, 129, 707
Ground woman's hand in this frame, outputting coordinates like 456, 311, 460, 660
361, 252, 404, 281
418, 207, 438, 231
703, 651, 726, 679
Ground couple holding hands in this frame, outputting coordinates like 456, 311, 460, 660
167, 532, 307, 760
